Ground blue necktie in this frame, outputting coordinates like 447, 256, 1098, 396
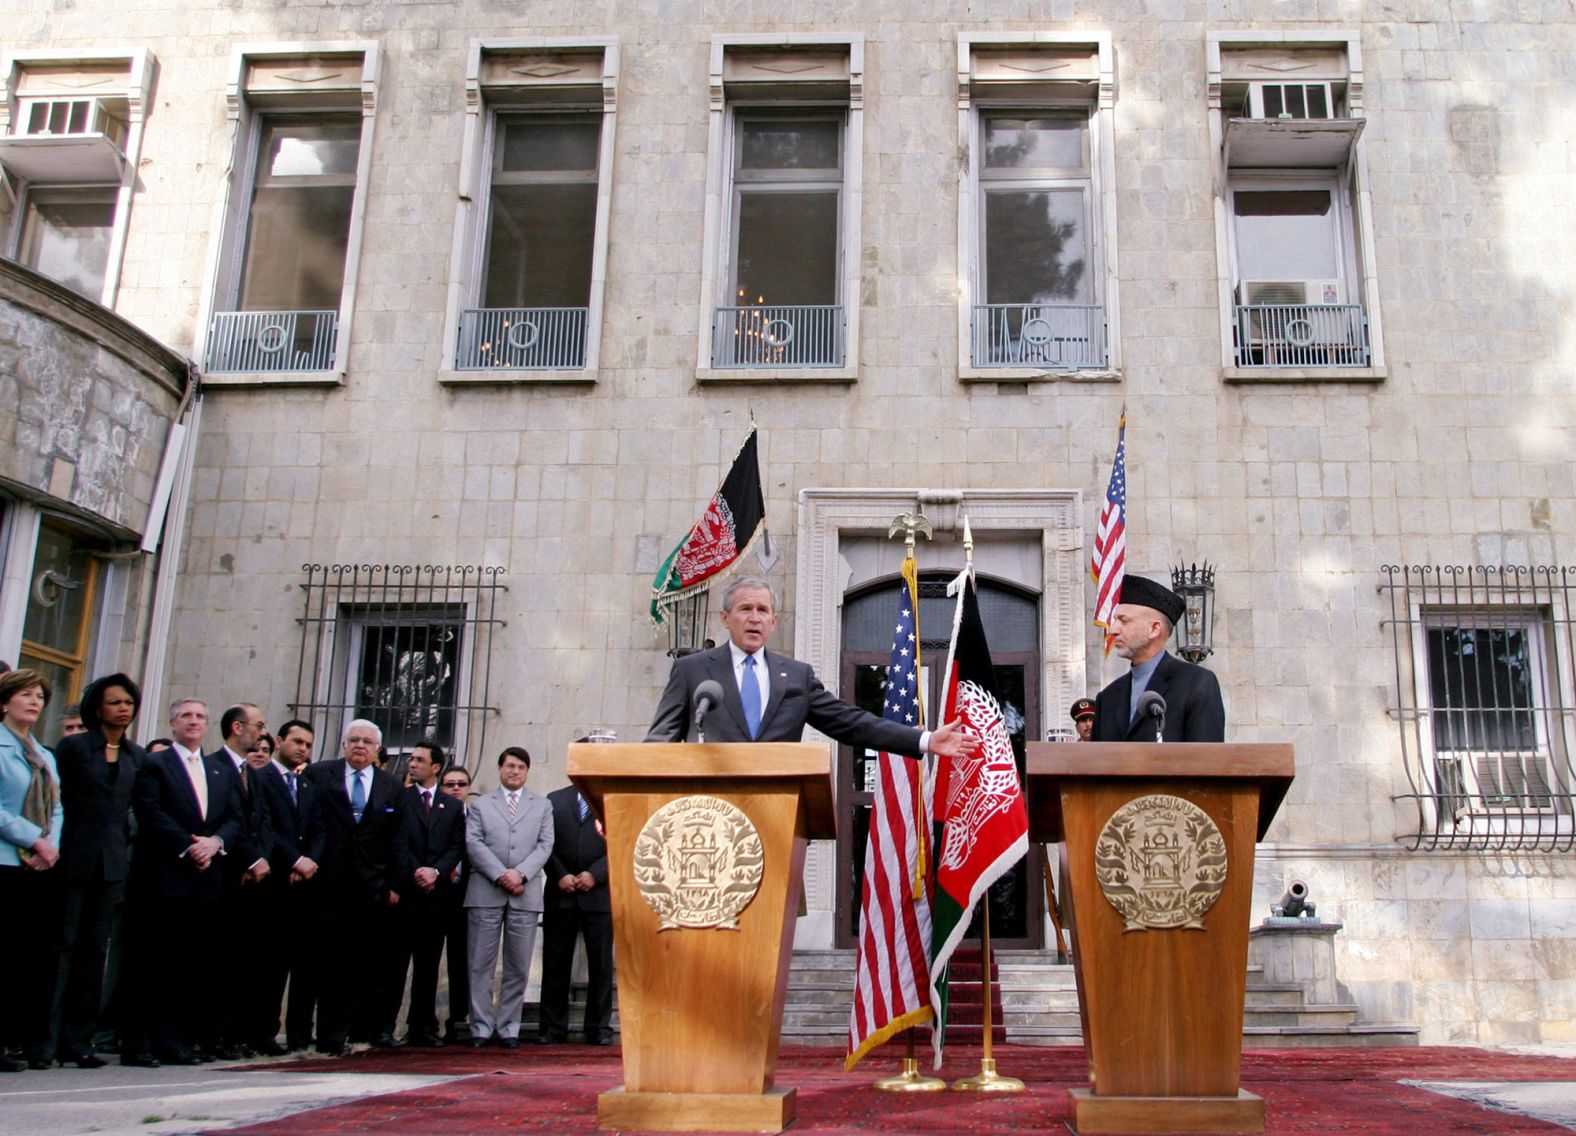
350, 770, 366, 822
740, 654, 762, 740
286, 771, 299, 806
577, 794, 589, 822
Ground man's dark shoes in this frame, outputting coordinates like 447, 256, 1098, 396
159, 1048, 201, 1066
65, 1051, 108, 1068
466, 1037, 489, 1048
251, 1039, 288, 1057
536, 1030, 566, 1045
370, 1033, 403, 1049
405, 1032, 444, 1048
588, 1031, 616, 1046
212, 1044, 246, 1061
120, 1051, 160, 1068
496, 1037, 521, 1049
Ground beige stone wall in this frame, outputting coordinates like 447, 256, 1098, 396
11, 1, 1576, 1044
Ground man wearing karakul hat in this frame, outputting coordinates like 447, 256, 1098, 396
1092, 575, 1225, 743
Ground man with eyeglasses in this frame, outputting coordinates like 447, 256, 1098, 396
437, 766, 472, 1043
303, 719, 404, 1055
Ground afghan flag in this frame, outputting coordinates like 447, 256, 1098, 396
650, 426, 766, 622
927, 563, 1029, 1067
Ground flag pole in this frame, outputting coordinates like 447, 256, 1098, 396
952, 517, 1024, 1094
870, 512, 946, 1093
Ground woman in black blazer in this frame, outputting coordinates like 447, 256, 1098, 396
53, 673, 146, 1068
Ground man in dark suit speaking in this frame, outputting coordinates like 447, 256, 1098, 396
647, 577, 979, 760
1092, 574, 1225, 743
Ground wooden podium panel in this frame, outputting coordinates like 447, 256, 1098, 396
1027, 742, 1294, 1134
569, 743, 835, 1132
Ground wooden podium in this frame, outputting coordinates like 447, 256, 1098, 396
568, 742, 835, 1134
1026, 742, 1294, 1135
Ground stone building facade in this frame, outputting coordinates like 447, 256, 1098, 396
2, 2, 1573, 1045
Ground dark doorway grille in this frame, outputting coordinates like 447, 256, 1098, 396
291, 563, 506, 774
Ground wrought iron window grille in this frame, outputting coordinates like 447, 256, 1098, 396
291, 564, 506, 776
1381, 565, 1576, 852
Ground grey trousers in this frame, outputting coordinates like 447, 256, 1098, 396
466, 905, 539, 1041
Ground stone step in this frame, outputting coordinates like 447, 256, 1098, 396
1244, 1004, 1360, 1029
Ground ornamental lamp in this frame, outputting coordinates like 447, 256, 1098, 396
660, 588, 712, 658
1170, 562, 1216, 664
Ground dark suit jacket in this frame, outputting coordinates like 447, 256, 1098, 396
1092, 651, 1226, 743
207, 748, 273, 877
55, 730, 144, 884
392, 783, 466, 908
646, 643, 925, 755
255, 762, 325, 879
130, 747, 246, 901
304, 758, 404, 904
544, 786, 609, 914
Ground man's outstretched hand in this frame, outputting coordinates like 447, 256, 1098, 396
929, 717, 982, 759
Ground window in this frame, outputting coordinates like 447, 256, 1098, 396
1207, 33, 1383, 378
17, 521, 102, 742
292, 564, 506, 768
957, 35, 1117, 379
0, 50, 154, 305
199, 45, 379, 381
445, 40, 617, 380
698, 36, 862, 378
1382, 565, 1576, 852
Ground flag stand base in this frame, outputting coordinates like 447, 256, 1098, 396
874, 1057, 946, 1092
952, 1057, 1025, 1093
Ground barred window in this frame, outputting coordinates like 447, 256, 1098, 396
1382, 566, 1575, 852
292, 564, 505, 772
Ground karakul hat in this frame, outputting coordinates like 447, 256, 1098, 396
1119, 574, 1186, 626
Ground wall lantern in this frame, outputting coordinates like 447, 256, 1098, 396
1170, 562, 1216, 663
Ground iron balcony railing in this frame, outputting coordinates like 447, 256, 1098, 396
456, 307, 589, 370
711, 304, 844, 369
1233, 303, 1370, 369
971, 303, 1107, 369
206, 310, 338, 373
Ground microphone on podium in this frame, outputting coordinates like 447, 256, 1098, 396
1137, 690, 1167, 743
693, 679, 726, 741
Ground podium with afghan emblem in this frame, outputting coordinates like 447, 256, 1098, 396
1026, 742, 1295, 1135
568, 742, 835, 1133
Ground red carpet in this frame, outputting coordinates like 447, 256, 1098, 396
216, 1044, 1576, 1135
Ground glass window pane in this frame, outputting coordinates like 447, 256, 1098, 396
356, 619, 462, 751
1427, 626, 1538, 752
238, 184, 354, 310
18, 192, 115, 301
983, 116, 1085, 170
1233, 189, 1338, 280
499, 119, 600, 173
258, 118, 362, 179
21, 525, 94, 652
482, 183, 597, 308
739, 120, 839, 172
984, 188, 1089, 303
734, 190, 838, 306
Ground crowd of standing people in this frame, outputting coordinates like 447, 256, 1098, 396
0, 662, 614, 1070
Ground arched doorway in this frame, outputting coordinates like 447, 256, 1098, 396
834, 571, 1042, 949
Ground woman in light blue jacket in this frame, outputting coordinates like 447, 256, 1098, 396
0, 668, 65, 1071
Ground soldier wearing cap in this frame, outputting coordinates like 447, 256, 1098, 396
1069, 698, 1096, 741
1093, 575, 1225, 743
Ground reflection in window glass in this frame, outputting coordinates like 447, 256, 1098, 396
18, 190, 115, 301
735, 192, 838, 307
740, 120, 839, 171
985, 189, 1088, 303
482, 116, 600, 308
983, 117, 1085, 170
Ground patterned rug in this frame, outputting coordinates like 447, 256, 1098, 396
215, 1044, 1576, 1134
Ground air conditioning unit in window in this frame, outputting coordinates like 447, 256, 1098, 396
15, 96, 128, 152
1240, 279, 1343, 307
1247, 81, 1335, 121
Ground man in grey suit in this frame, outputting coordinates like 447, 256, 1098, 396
647, 577, 980, 759
463, 745, 553, 1048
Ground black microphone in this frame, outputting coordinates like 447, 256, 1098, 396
693, 679, 726, 732
1137, 690, 1166, 742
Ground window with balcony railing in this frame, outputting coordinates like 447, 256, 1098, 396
200, 47, 378, 380
1381, 565, 1576, 853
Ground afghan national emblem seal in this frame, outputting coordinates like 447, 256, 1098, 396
632, 795, 765, 931
1094, 794, 1227, 931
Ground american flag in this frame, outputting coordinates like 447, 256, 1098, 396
1091, 409, 1127, 652
845, 558, 933, 1070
